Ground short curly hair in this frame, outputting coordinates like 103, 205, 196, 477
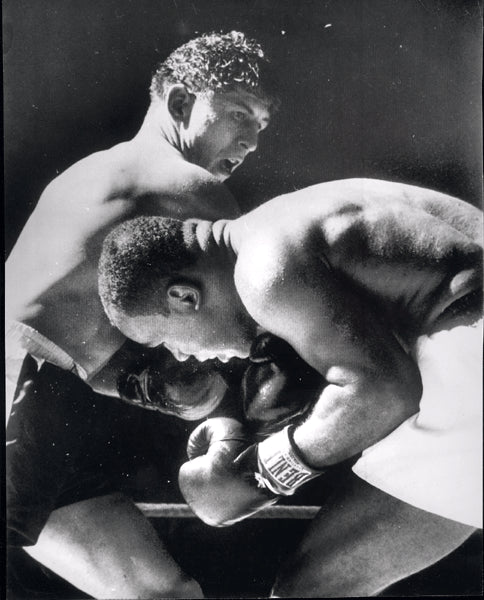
150, 31, 280, 108
98, 216, 197, 320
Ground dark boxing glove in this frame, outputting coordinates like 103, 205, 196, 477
242, 333, 325, 439
117, 345, 230, 420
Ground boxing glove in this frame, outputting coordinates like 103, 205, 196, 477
234, 425, 323, 497
178, 417, 278, 526
242, 333, 325, 439
118, 344, 230, 420
240, 337, 326, 495
185, 417, 248, 460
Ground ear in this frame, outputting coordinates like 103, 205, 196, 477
166, 84, 195, 123
167, 284, 201, 313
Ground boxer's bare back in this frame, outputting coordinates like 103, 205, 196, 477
233, 178, 482, 350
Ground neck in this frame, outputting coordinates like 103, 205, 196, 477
135, 102, 184, 157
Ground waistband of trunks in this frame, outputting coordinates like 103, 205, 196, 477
5, 320, 87, 381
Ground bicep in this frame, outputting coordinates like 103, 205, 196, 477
243, 256, 423, 466
258, 264, 405, 385
260, 272, 421, 464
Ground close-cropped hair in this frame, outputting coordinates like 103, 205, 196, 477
150, 30, 280, 108
98, 216, 196, 318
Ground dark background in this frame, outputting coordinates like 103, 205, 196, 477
3, 1, 483, 598
3, 0, 483, 255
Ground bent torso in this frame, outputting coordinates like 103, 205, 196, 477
234, 178, 483, 347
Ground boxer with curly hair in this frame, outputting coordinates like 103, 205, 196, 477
6, 30, 278, 599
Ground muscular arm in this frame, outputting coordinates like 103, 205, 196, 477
177, 280, 421, 526
240, 250, 423, 468
179, 246, 423, 526
236, 186, 483, 467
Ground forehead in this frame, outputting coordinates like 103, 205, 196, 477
209, 88, 272, 122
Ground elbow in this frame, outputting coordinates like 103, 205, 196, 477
367, 348, 423, 423
393, 359, 423, 418
375, 365, 423, 428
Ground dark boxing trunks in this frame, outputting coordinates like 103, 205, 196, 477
6, 355, 192, 546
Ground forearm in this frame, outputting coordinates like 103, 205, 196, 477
187, 370, 423, 517
293, 368, 422, 468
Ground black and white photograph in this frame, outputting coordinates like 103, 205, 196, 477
4, 1, 483, 598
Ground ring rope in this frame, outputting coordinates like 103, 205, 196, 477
136, 503, 320, 519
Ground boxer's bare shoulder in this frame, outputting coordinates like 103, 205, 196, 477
233, 217, 339, 370
37, 141, 240, 221
233, 178, 482, 361
232, 180, 370, 314
6, 139, 240, 374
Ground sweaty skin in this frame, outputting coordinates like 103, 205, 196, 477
6, 85, 271, 387
5, 139, 239, 379
6, 83, 271, 599
222, 178, 482, 467
114, 177, 481, 473
175, 178, 482, 539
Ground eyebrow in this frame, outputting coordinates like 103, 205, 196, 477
230, 99, 271, 126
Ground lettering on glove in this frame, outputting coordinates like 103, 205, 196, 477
234, 425, 323, 497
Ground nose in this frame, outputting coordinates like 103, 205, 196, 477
238, 123, 259, 153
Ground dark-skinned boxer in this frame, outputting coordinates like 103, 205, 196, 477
99, 177, 482, 596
